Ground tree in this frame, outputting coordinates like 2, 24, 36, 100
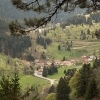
58, 45, 61, 50
67, 44, 71, 51
48, 85, 55, 94
64, 69, 66, 74
56, 77, 71, 100
76, 63, 93, 98
46, 93, 56, 100
42, 66, 48, 77
62, 56, 66, 61
0, 72, 39, 100
9, 0, 100, 36
84, 78, 98, 100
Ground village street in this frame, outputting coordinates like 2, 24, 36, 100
34, 71, 56, 85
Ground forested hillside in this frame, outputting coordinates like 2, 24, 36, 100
61, 12, 100, 28
0, 33, 32, 59
0, 17, 9, 32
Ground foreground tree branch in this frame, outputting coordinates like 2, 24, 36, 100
9, 0, 100, 35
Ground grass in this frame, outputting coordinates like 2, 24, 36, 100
19, 75, 50, 90
47, 66, 75, 79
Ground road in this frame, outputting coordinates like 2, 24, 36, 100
34, 71, 55, 85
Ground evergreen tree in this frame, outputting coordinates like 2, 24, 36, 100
64, 69, 66, 74
70, 41, 73, 47
56, 77, 71, 100
76, 63, 93, 98
87, 29, 90, 35
0, 72, 39, 100
67, 44, 71, 51
62, 56, 66, 61
48, 68, 53, 75
42, 66, 48, 77
58, 45, 61, 50
48, 85, 55, 94
51, 63, 55, 74
84, 78, 98, 100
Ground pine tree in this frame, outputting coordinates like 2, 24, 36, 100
48, 85, 55, 94
76, 63, 93, 98
42, 66, 48, 77
0, 72, 39, 100
58, 45, 61, 50
56, 77, 71, 100
84, 78, 98, 100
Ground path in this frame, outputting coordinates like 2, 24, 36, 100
34, 71, 55, 85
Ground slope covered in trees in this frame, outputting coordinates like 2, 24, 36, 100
0, 33, 32, 58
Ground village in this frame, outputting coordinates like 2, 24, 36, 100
22, 55, 96, 75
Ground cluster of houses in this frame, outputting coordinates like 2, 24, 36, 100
32, 55, 95, 75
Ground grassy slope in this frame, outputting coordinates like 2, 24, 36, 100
47, 66, 75, 79
31, 23, 100, 61
0, 54, 50, 90
19, 75, 50, 90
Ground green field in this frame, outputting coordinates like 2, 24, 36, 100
47, 66, 75, 79
19, 75, 50, 90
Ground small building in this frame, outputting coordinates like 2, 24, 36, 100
37, 69, 43, 75
81, 55, 88, 63
61, 61, 72, 66
71, 58, 79, 65
53, 60, 61, 65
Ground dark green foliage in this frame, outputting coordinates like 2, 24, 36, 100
76, 63, 93, 98
64, 69, 66, 74
0, 33, 31, 58
42, 66, 48, 77
36, 35, 52, 47
58, 45, 61, 50
93, 57, 100, 69
0, 72, 39, 100
65, 68, 76, 77
62, 56, 66, 61
48, 68, 53, 75
80, 31, 86, 40
41, 52, 46, 59
67, 44, 71, 51
44, 42, 47, 49
0, 73, 21, 100
44, 31, 47, 36
26, 54, 35, 61
48, 63, 58, 75
84, 78, 98, 100
95, 29, 100, 39
56, 77, 71, 100
70, 41, 73, 47
87, 29, 90, 35
48, 85, 55, 94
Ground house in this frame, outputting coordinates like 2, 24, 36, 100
36, 62, 44, 69
81, 55, 88, 63
61, 61, 72, 66
37, 69, 43, 75
53, 60, 61, 65
34, 59, 40, 63
46, 61, 52, 66
71, 58, 79, 65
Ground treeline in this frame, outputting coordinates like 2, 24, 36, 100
61, 12, 100, 28
0, 33, 32, 58
36, 35, 52, 49
42, 63, 58, 77
0, 18, 8, 32
46, 60, 100, 100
